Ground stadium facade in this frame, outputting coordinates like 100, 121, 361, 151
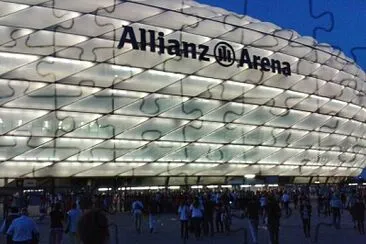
0, 0, 365, 185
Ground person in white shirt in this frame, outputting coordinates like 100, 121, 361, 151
7, 208, 39, 244
178, 200, 190, 239
190, 198, 204, 240
281, 192, 291, 216
132, 198, 144, 233
65, 203, 82, 244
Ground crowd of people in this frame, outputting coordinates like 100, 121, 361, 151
128, 186, 366, 243
0, 185, 365, 244
0, 197, 109, 244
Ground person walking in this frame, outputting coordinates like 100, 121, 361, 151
147, 198, 158, 233
222, 201, 231, 234
317, 193, 323, 217
132, 197, 144, 233
178, 199, 190, 240
6, 208, 39, 244
348, 195, 357, 229
38, 195, 47, 224
330, 193, 342, 229
190, 197, 204, 240
246, 193, 260, 244
293, 192, 299, 210
260, 193, 268, 223
281, 191, 290, 217
324, 193, 331, 217
266, 197, 281, 244
77, 209, 109, 244
1, 207, 20, 244
353, 197, 365, 234
215, 202, 224, 233
203, 195, 214, 237
65, 203, 82, 244
49, 203, 64, 244
3, 196, 10, 222
299, 198, 312, 238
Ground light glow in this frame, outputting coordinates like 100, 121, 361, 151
240, 185, 251, 188
98, 188, 112, 192
168, 186, 180, 190
0, 0, 363, 178
244, 174, 255, 179
221, 185, 232, 188
254, 184, 265, 188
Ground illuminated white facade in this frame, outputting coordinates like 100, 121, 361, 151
0, 0, 365, 178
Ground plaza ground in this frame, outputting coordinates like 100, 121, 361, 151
1, 204, 365, 244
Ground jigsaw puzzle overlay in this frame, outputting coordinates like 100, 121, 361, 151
201, 0, 366, 71
0, 0, 364, 179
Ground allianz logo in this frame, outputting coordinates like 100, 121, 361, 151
118, 26, 291, 76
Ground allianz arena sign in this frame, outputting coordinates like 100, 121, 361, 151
118, 26, 292, 76
0, 0, 364, 179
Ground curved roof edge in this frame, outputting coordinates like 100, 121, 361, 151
124, 0, 365, 78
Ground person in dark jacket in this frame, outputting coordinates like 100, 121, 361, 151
215, 202, 224, 233
299, 198, 312, 238
246, 193, 260, 244
353, 197, 365, 234
3, 196, 10, 222
49, 203, 64, 244
330, 193, 342, 229
203, 195, 214, 236
0, 207, 20, 244
265, 197, 281, 244
293, 192, 299, 210
78, 209, 109, 244
147, 198, 158, 233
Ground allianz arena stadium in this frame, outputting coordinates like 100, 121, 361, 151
0, 0, 365, 185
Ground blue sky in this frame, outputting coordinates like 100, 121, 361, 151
197, 0, 366, 71
197, 0, 366, 179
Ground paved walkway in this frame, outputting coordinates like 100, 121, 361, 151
1, 207, 365, 243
